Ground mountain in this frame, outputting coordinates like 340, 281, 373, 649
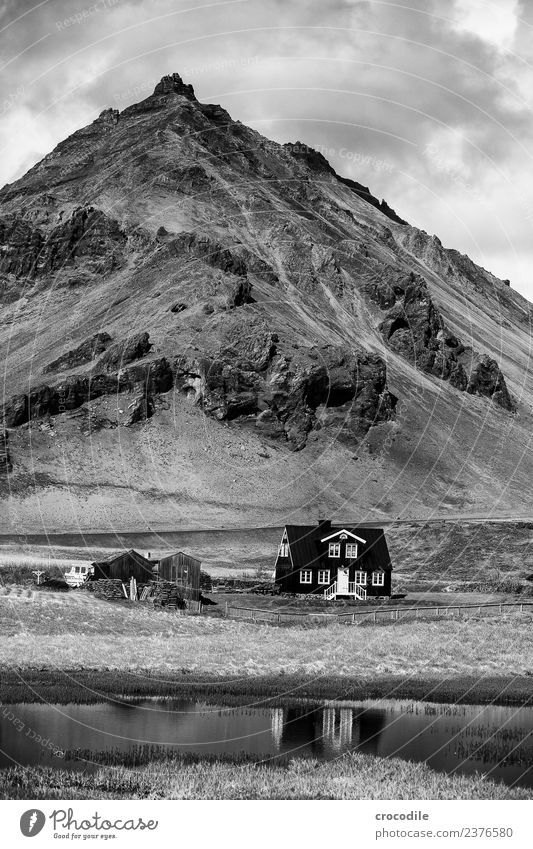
1, 72, 532, 532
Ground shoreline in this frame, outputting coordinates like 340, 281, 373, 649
2, 669, 532, 707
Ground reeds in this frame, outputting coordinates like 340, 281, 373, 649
1, 751, 530, 800
1, 668, 532, 708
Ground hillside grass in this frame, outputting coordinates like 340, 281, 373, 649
0, 589, 532, 681
390, 521, 533, 593
1, 752, 529, 800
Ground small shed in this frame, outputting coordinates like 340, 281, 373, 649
157, 551, 201, 601
91, 549, 155, 583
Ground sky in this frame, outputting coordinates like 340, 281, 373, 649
1, 0, 533, 299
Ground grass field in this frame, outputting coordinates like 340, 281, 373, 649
1, 752, 529, 800
1, 589, 532, 680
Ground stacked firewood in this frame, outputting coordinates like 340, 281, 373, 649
85, 579, 126, 600
149, 581, 186, 610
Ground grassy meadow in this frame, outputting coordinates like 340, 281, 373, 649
1, 751, 529, 801
0, 589, 532, 681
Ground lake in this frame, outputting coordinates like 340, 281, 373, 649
1, 698, 531, 788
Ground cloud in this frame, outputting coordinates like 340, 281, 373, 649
0, 0, 532, 297
451, 0, 519, 50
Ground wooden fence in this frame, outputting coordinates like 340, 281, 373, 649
224, 600, 533, 626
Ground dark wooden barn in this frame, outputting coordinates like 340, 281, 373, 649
157, 551, 201, 601
91, 549, 155, 583
274, 520, 392, 600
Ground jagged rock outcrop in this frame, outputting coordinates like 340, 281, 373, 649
43, 332, 152, 377
3, 358, 173, 428
379, 273, 462, 380
43, 332, 112, 374
175, 317, 396, 450
125, 394, 156, 425
98, 332, 152, 371
367, 272, 514, 410
284, 141, 408, 225
227, 278, 254, 308
95, 108, 119, 127
152, 72, 196, 100
0, 207, 126, 279
467, 356, 514, 409
161, 230, 247, 277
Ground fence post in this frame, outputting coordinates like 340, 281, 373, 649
225, 601, 228, 618
374, 611, 377, 623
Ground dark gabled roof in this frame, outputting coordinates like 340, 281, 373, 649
284, 525, 392, 571
158, 550, 201, 567
91, 548, 153, 568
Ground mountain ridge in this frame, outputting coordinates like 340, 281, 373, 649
0, 71, 531, 532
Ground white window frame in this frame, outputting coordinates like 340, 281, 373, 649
328, 542, 341, 558
345, 543, 358, 559
318, 569, 330, 585
278, 543, 289, 558
372, 571, 385, 587
354, 571, 367, 586
300, 570, 312, 584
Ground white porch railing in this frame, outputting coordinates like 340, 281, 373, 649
349, 582, 367, 600
324, 581, 367, 601
324, 581, 337, 601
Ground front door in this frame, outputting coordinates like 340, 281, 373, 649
337, 566, 349, 595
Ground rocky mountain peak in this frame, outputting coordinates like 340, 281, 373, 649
95, 108, 119, 126
152, 72, 196, 100
0, 69, 531, 527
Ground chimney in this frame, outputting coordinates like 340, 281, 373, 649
317, 518, 332, 534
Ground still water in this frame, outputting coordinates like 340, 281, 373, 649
1, 699, 531, 788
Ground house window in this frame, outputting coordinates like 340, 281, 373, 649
328, 543, 340, 558
345, 543, 358, 559
300, 570, 312, 584
372, 571, 385, 587
278, 543, 289, 558
354, 571, 367, 585
318, 570, 330, 585
75, 566, 80, 573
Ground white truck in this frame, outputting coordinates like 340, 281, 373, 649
63, 563, 94, 588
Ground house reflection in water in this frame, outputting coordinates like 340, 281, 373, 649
270, 705, 387, 757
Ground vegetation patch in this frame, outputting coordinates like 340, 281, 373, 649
1, 752, 529, 800
1, 668, 532, 708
